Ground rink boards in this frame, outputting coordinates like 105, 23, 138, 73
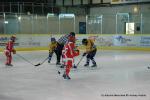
1, 34, 150, 51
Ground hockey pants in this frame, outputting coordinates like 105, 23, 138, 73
54, 44, 64, 63
86, 49, 97, 65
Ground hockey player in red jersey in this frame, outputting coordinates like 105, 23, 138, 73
62, 36, 80, 79
4, 36, 16, 66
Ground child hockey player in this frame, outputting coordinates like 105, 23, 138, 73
48, 37, 64, 65
62, 36, 80, 79
48, 37, 58, 63
4, 35, 16, 66
82, 38, 97, 67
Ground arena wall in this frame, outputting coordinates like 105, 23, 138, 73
1, 34, 150, 52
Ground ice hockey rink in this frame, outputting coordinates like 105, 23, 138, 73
0, 50, 150, 100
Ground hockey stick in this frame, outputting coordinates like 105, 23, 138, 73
34, 57, 49, 67
76, 56, 84, 67
16, 53, 35, 66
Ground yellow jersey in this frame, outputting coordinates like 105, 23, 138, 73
85, 39, 97, 53
49, 42, 58, 53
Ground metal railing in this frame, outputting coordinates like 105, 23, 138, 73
0, 2, 57, 15
0, 12, 150, 34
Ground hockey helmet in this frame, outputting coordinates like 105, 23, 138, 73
10, 35, 16, 42
69, 32, 75, 36
51, 37, 56, 42
82, 38, 88, 45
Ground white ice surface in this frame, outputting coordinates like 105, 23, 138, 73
0, 50, 150, 100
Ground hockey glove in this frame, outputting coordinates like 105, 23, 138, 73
75, 49, 79, 52
12, 49, 16, 54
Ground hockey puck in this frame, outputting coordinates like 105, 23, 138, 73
148, 67, 150, 69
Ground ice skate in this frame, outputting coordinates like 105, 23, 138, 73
48, 60, 50, 63
62, 73, 66, 78
84, 63, 89, 67
91, 64, 97, 67
66, 75, 71, 80
62, 73, 71, 80
56, 62, 61, 65
5, 64, 13, 67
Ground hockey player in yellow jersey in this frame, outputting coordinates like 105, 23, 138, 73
48, 37, 62, 65
82, 38, 97, 67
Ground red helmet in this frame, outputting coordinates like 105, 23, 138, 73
68, 36, 76, 43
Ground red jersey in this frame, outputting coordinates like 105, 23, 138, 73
62, 42, 79, 60
6, 41, 14, 52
